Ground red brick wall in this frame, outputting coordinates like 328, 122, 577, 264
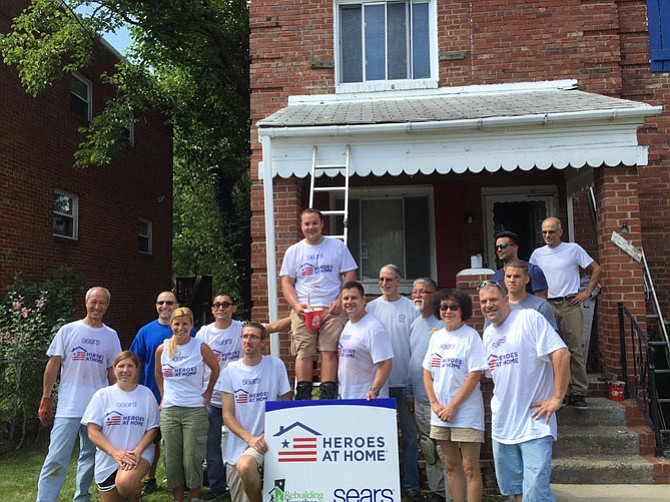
0, 6, 174, 347
249, 0, 670, 361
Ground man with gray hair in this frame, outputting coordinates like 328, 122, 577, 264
366, 264, 421, 500
36, 287, 122, 502
530, 217, 601, 409
408, 277, 451, 502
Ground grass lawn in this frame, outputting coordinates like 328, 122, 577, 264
1, 439, 506, 501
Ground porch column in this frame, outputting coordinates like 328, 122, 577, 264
593, 166, 647, 381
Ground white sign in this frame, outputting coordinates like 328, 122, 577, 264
263, 398, 401, 502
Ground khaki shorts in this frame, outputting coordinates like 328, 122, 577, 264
430, 425, 485, 443
290, 309, 347, 358
226, 448, 264, 502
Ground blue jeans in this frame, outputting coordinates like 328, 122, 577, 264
391, 387, 420, 492
493, 436, 555, 501
206, 405, 227, 494
36, 417, 95, 502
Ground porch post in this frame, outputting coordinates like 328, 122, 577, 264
593, 166, 647, 381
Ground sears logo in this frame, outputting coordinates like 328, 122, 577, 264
491, 337, 506, 349
333, 488, 394, 502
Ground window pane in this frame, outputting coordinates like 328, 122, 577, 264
404, 197, 430, 278
360, 199, 404, 280
412, 3, 430, 78
341, 6, 363, 83
53, 214, 73, 237
387, 2, 408, 79
138, 220, 149, 236
139, 235, 150, 253
54, 194, 72, 215
71, 77, 88, 100
365, 4, 386, 80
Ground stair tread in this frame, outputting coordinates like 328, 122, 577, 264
558, 425, 638, 436
553, 455, 651, 464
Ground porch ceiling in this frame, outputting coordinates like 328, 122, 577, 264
257, 80, 662, 179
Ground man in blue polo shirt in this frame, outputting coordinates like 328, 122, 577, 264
492, 230, 548, 299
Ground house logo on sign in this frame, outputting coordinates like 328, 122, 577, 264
273, 422, 322, 463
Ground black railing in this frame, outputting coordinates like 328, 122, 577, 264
618, 302, 669, 456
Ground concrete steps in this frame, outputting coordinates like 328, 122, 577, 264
551, 397, 658, 484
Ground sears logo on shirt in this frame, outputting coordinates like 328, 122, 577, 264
491, 337, 507, 349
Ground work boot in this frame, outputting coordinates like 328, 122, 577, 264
319, 381, 338, 400
295, 381, 313, 400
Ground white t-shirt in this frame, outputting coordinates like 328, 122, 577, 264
160, 337, 206, 408
196, 320, 243, 407
47, 320, 121, 418
216, 356, 291, 465
366, 296, 418, 389
337, 313, 394, 399
422, 325, 488, 431
81, 384, 159, 483
483, 309, 567, 444
279, 237, 357, 306
529, 242, 594, 298
408, 315, 444, 404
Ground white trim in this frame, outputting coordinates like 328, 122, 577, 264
138, 218, 152, 255
481, 186, 559, 269
71, 71, 92, 122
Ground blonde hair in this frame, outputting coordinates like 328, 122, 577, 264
167, 307, 194, 359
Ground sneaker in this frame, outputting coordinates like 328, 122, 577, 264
203, 490, 227, 501
572, 395, 588, 409
405, 490, 425, 502
141, 479, 158, 496
562, 395, 572, 407
429, 493, 446, 502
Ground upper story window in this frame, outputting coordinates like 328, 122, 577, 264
70, 72, 92, 121
53, 191, 78, 240
336, 0, 437, 92
648, 0, 670, 71
138, 219, 152, 255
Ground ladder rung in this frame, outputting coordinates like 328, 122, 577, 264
314, 164, 346, 170
314, 186, 347, 193
321, 210, 346, 216
329, 235, 346, 240
657, 398, 670, 403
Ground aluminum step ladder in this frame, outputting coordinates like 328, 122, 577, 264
308, 145, 351, 244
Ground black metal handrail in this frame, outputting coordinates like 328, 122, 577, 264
618, 302, 668, 456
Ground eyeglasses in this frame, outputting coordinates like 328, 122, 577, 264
477, 280, 507, 293
495, 243, 509, 251
156, 301, 175, 306
212, 302, 233, 309
241, 334, 261, 341
439, 304, 461, 312
379, 277, 396, 283
542, 230, 557, 235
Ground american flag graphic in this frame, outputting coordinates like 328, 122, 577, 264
72, 349, 86, 361
278, 437, 318, 462
106, 414, 122, 426
235, 391, 249, 404
162, 366, 174, 377
431, 354, 441, 368
214, 352, 222, 363
301, 265, 314, 276
488, 355, 499, 372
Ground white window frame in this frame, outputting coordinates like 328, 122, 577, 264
332, 185, 436, 294
53, 190, 79, 240
138, 219, 152, 255
334, 0, 439, 93
123, 115, 135, 148
481, 185, 559, 269
71, 72, 92, 121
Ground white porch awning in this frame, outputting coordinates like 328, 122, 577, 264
257, 80, 661, 179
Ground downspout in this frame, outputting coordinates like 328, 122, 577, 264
261, 135, 281, 357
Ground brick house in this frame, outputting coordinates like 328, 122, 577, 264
249, 0, 670, 386
0, 2, 173, 346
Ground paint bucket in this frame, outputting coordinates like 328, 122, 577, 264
304, 308, 323, 329
608, 381, 625, 401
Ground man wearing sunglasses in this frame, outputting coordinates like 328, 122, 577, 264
529, 217, 602, 410
491, 231, 548, 299
196, 292, 244, 501
130, 290, 194, 495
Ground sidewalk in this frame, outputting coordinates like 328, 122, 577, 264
552, 484, 670, 501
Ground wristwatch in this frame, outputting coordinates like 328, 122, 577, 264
369, 387, 380, 397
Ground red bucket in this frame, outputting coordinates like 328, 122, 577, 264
304, 308, 323, 329
608, 381, 625, 401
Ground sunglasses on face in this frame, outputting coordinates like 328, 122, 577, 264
542, 230, 557, 235
495, 243, 509, 251
157, 301, 175, 306
212, 302, 233, 309
439, 304, 461, 312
